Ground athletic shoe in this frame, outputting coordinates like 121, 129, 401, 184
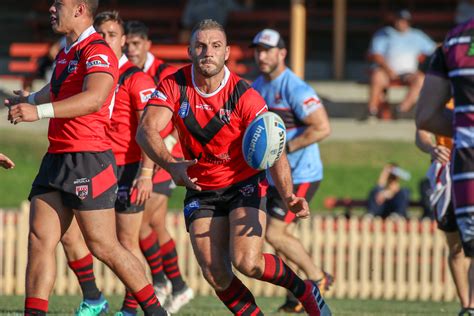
299, 280, 332, 316
165, 285, 195, 314
154, 280, 172, 306
315, 271, 334, 295
114, 312, 136, 316
459, 308, 474, 316
75, 297, 109, 316
277, 300, 305, 313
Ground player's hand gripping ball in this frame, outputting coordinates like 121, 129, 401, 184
242, 112, 286, 170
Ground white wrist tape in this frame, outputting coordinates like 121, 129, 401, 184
27, 92, 37, 105
36, 103, 55, 119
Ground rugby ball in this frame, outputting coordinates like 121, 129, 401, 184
242, 112, 286, 170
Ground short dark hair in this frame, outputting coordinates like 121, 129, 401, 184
190, 19, 227, 44
124, 20, 149, 39
77, 0, 99, 17
94, 11, 124, 33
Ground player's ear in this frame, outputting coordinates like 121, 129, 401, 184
75, 2, 86, 17
187, 45, 193, 60
225, 45, 230, 62
145, 39, 151, 51
280, 48, 287, 60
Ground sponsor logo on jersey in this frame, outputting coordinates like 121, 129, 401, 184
86, 54, 110, 69
203, 152, 231, 165
196, 104, 213, 111
179, 101, 190, 118
184, 199, 200, 217
150, 90, 167, 101
68, 60, 78, 73
57, 58, 67, 65
219, 108, 231, 124
303, 96, 321, 109
139, 88, 155, 103
239, 184, 255, 197
75, 185, 89, 200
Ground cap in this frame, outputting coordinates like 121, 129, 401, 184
396, 9, 412, 21
250, 29, 285, 49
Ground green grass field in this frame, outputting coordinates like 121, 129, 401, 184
0, 128, 430, 212
0, 295, 460, 315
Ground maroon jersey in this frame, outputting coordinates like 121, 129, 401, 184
48, 26, 118, 153
148, 65, 268, 190
109, 55, 156, 165
143, 52, 177, 85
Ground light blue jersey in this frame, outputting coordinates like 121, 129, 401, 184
370, 26, 436, 75
252, 68, 323, 184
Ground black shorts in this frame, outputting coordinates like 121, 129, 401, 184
29, 150, 117, 211
183, 172, 268, 231
115, 162, 145, 214
153, 179, 173, 197
436, 201, 458, 233
267, 181, 320, 223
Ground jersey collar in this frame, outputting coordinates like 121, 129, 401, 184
118, 54, 128, 68
143, 52, 155, 72
191, 65, 230, 98
64, 25, 96, 54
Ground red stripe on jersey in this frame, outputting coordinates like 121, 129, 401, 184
91, 164, 116, 198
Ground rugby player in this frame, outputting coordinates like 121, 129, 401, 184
136, 19, 331, 315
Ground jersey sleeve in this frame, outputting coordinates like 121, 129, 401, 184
147, 75, 180, 112
427, 46, 449, 78
83, 43, 118, 78
239, 88, 268, 128
128, 72, 156, 111
290, 84, 323, 121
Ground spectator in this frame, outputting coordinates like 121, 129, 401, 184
367, 163, 411, 218
179, 0, 241, 42
367, 9, 436, 118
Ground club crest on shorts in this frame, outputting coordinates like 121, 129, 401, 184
239, 184, 255, 197
75, 185, 89, 200
184, 199, 200, 217
179, 101, 190, 118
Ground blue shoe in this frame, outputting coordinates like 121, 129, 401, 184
75, 297, 109, 316
114, 311, 137, 316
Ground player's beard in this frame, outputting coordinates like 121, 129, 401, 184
194, 57, 225, 78
259, 61, 278, 76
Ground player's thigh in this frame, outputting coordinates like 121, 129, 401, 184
61, 216, 86, 252
143, 192, 168, 225
116, 211, 143, 246
30, 191, 74, 248
445, 231, 464, 256
229, 206, 266, 264
74, 208, 118, 250
189, 216, 231, 275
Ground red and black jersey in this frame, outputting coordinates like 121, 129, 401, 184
143, 52, 177, 85
147, 64, 268, 190
48, 26, 118, 153
109, 55, 156, 165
